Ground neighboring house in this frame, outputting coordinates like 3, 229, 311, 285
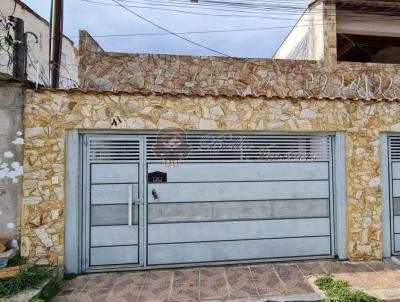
0, 0, 78, 87
18, 0, 400, 272
274, 0, 400, 63
0, 73, 32, 240
0, 0, 77, 241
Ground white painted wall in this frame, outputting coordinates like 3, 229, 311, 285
273, 3, 325, 60
0, 0, 78, 87
275, 5, 400, 62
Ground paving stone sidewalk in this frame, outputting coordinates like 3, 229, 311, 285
329, 262, 400, 302
53, 260, 398, 302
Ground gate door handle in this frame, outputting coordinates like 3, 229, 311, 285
134, 198, 143, 205
128, 185, 133, 226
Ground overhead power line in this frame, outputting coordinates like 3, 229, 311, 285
110, 0, 231, 56
83, 0, 400, 23
105, 0, 306, 75
95, 0, 311, 16
82, 0, 301, 20
105, 0, 328, 73
67, 24, 325, 38
84, 0, 400, 21
117, 0, 399, 15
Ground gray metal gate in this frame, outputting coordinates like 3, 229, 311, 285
388, 136, 400, 254
82, 135, 144, 270
82, 133, 336, 270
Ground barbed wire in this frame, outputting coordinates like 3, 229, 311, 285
0, 20, 78, 89
0, 16, 15, 71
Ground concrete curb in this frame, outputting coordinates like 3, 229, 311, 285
196, 292, 325, 302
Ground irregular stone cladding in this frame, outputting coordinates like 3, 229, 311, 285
78, 33, 400, 100
79, 50, 400, 100
21, 89, 400, 265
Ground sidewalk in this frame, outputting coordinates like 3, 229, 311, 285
53, 260, 399, 302
328, 262, 400, 301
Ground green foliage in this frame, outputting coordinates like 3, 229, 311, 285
4, 34, 14, 47
315, 274, 337, 290
35, 270, 77, 302
0, 266, 53, 298
315, 275, 383, 302
63, 273, 78, 281
37, 270, 63, 302
7, 253, 26, 267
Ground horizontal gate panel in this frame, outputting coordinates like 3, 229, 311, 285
392, 162, 400, 179
148, 218, 330, 244
91, 204, 139, 226
395, 234, 400, 252
147, 236, 331, 265
394, 198, 400, 216
148, 199, 329, 223
272, 199, 329, 218
148, 181, 329, 203
90, 245, 139, 266
394, 216, 400, 234
91, 184, 139, 205
147, 162, 329, 182
393, 180, 400, 197
91, 226, 139, 246
91, 163, 139, 183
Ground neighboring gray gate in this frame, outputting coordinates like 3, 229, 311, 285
388, 136, 400, 254
80, 133, 337, 270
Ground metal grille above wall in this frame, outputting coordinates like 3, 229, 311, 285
89, 140, 140, 162
146, 134, 332, 162
390, 137, 400, 160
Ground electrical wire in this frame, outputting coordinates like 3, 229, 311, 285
66, 24, 323, 38
27, 48, 49, 86
86, 0, 400, 20
27, 40, 79, 88
110, 0, 231, 56
11, 1, 17, 16
118, 0, 400, 15
82, 0, 302, 20
104, 0, 344, 74
106, 0, 314, 77
81, 0, 400, 26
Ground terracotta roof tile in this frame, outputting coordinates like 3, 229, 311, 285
30, 87, 397, 102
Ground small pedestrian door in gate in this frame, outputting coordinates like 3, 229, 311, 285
82, 135, 144, 271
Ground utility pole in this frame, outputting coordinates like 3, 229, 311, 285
49, 0, 63, 88
11, 17, 25, 80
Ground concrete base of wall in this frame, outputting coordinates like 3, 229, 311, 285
0, 81, 27, 238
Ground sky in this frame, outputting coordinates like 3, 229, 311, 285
19, 0, 308, 58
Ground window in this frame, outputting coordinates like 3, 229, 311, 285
61, 52, 66, 65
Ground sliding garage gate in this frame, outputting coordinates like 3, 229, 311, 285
388, 136, 400, 254
82, 133, 335, 270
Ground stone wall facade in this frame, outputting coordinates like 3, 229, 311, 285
21, 89, 400, 265
78, 31, 400, 101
